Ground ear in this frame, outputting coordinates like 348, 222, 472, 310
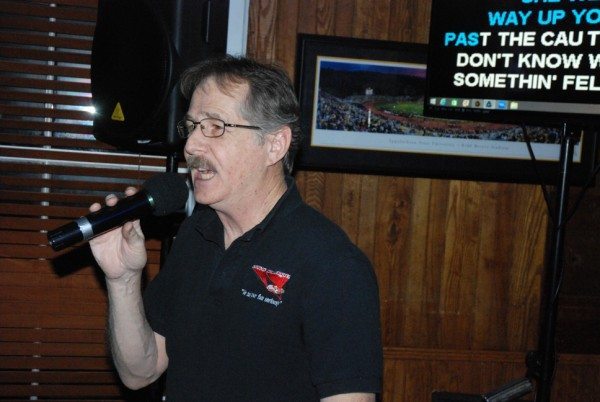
266, 126, 292, 166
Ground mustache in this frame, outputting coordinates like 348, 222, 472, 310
186, 155, 215, 171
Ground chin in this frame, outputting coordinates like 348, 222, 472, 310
193, 190, 220, 208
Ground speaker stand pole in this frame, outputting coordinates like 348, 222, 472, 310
160, 150, 180, 266
165, 150, 179, 173
529, 123, 579, 402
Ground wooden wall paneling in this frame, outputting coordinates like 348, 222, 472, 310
321, 172, 346, 226
388, 0, 416, 42
314, 0, 336, 35
293, 0, 351, 38
403, 359, 432, 402
438, 180, 481, 349
333, 0, 355, 37
352, 0, 391, 40
472, 182, 513, 350
387, 0, 431, 43
296, 171, 325, 211
373, 0, 394, 40
247, 0, 279, 61
382, 357, 403, 401
274, 0, 300, 73
356, 174, 378, 258
399, 177, 429, 348
381, 348, 532, 402
339, 173, 362, 242
401, 178, 442, 348
383, 348, 600, 402
507, 185, 547, 351
420, 179, 451, 348
295, 0, 316, 34
372, 176, 413, 346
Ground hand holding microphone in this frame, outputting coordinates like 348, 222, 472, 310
47, 172, 189, 251
47, 172, 189, 279
88, 185, 150, 280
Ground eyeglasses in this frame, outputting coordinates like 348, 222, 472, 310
176, 117, 262, 138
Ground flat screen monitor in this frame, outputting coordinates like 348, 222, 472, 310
424, 0, 600, 127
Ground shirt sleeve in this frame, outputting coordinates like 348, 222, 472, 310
301, 251, 383, 398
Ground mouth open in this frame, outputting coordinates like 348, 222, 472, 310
187, 156, 216, 180
195, 168, 216, 180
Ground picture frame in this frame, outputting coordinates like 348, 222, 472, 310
294, 34, 598, 185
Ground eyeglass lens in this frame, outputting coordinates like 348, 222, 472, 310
201, 118, 225, 137
178, 118, 225, 138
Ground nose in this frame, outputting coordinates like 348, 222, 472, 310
183, 125, 208, 155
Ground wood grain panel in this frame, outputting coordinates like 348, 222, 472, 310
321, 172, 345, 226
333, 0, 355, 37
382, 348, 600, 402
439, 180, 481, 349
507, 184, 547, 351
472, 182, 511, 350
247, 0, 278, 61
340, 173, 362, 242
296, 0, 316, 34
356, 175, 378, 257
401, 178, 441, 348
297, 171, 326, 211
372, 176, 413, 346
274, 0, 300, 74
315, 0, 336, 35
353, 0, 391, 39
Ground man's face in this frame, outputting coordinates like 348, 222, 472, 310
183, 78, 270, 212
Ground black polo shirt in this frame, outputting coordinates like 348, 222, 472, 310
143, 178, 382, 401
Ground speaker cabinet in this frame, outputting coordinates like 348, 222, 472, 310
91, 0, 229, 154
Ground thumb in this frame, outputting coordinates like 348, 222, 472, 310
122, 220, 145, 244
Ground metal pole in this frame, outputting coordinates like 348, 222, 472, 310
533, 123, 577, 402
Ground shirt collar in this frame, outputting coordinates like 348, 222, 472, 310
241, 175, 300, 241
194, 176, 302, 244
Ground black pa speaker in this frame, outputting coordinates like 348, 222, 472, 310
91, 0, 229, 154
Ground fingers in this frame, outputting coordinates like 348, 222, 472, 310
124, 186, 138, 197
89, 186, 139, 212
106, 187, 138, 208
105, 193, 119, 206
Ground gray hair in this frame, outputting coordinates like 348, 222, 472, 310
180, 55, 302, 174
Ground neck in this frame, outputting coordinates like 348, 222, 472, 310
218, 172, 287, 249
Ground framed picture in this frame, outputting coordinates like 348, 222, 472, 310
294, 34, 598, 185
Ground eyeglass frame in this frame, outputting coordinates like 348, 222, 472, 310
176, 117, 262, 139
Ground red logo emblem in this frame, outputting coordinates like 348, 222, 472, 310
252, 265, 291, 299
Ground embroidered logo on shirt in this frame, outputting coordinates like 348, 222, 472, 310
251, 264, 291, 300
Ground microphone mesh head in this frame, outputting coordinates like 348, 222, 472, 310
143, 173, 189, 216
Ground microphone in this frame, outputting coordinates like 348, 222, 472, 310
47, 172, 189, 251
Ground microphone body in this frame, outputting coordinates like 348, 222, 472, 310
48, 192, 155, 251
47, 173, 189, 251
